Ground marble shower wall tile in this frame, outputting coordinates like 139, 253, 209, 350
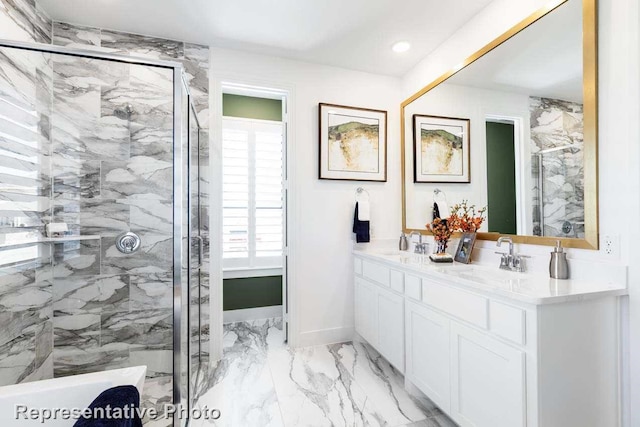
32, 1, 51, 44
0, 328, 36, 386
129, 199, 172, 234
1, 14, 210, 414
101, 232, 172, 274
53, 312, 100, 350
130, 272, 172, 310
53, 198, 130, 236
529, 96, 585, 238
0, 262, 52, 317
101, 157, 173, 200
52, 22, 101, 48
183, 43, 210, 127
53, 346, 129, 377
130, 348, 172, 378
0, 0, 51, 43
53, 274, 129, 315
0, 47, 53, 234
100, 30, 184, 60
52, 239, 101, 278
52, 159, 101, 200
101, 308, 172, 350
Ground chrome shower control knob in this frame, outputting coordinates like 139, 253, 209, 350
116, 232, 141, 254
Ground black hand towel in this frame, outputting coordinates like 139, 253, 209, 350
353, 202, 370, 243
74, 385, 143, 427
433, 202, 441, 219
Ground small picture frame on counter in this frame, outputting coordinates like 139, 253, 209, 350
454, 232, 477, 264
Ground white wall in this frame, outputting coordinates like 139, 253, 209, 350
403, 0, 551, 97
209, 47, 403, 347
403, 82, 531, 232
401, 0, 640, 425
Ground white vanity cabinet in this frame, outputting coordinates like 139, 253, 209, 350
405, 300, 451, 412
354, 260, 405, 372
449, 322, 526, 427
353, 252, 625, 427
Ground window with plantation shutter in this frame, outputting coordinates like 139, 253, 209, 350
0, 91, 45, 266
222, 117, 283, 269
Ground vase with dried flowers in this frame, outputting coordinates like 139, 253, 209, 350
426, 217, 453, 255
448, 200, 487, 233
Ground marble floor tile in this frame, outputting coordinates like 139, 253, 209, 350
194, 319, 285, 427
268, 344, 368, 427
195, 319, 457, 427
332, 340, 437, 426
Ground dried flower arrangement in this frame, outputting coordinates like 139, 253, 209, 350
448, 200, 487, 233
426, 217, 452, 244
426, 200, 487, 257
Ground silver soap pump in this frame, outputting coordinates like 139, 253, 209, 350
549, 240, 569, 279
399, 233, 409, 251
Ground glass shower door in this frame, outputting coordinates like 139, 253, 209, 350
188, 100, 204, 407
0, 43, 180, 427
534, 145, 585, 238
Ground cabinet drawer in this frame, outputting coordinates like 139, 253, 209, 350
354, 257, 363, 275
390, 270, 404, 293
362, 260, 390, 287
489, 301, 525, 345
422, 280, 488, 329
405, 274, 421, 300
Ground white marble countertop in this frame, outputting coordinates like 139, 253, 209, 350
354, 248, 628, 305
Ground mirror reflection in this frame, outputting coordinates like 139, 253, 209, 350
403, 0, 585, 238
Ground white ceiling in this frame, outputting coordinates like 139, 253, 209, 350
448, 0, 583, 103
38, 0, 494, 76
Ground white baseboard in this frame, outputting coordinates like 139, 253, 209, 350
223, 305, 283, 323
296, 326, 355, 348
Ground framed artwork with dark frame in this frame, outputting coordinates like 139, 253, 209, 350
413, 114, 470, 183
319, 103, 387, 182
454, 232, 477, 264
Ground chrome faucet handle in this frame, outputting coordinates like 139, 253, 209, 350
513, 254, 530, 272
495, 252, 510, 269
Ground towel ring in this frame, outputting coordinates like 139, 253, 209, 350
433, 188, 446, 201
433, 188, 449, 206
355, 187, 370, 201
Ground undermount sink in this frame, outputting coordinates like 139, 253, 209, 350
457, 265, 526, 284
375, 249, 405, 256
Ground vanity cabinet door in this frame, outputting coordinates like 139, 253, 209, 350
375, 286, 404, 372
450, 322, 525, 427
355, 277, 378, 347
405, 300, 451, 412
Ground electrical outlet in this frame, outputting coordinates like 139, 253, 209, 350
602, 234, 620, 257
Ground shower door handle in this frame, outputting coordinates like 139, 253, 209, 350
194, 235, 204, 269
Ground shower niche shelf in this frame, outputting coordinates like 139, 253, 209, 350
0, 235, 101, 248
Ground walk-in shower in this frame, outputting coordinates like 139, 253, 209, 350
532, 143, 585, 238
0, 38, 207, 426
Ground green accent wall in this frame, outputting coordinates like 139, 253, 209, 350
223, 276, 283, 311
486, 122, 517, 234
223, 94, 282, 121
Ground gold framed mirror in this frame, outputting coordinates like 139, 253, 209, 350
401, 0, 598, 249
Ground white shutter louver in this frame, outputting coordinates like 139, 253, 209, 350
222, 118, 283, 269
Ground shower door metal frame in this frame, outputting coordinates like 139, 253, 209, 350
0, 38, 193, 422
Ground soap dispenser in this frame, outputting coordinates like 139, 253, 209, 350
549, 240, 569, 279
399, 233, 409, 251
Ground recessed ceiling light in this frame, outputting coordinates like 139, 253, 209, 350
392, 41, 411, 53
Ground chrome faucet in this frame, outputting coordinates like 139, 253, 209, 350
496, 236, 528, 272
497, 236, 514, 256
409, 231, 428, 254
